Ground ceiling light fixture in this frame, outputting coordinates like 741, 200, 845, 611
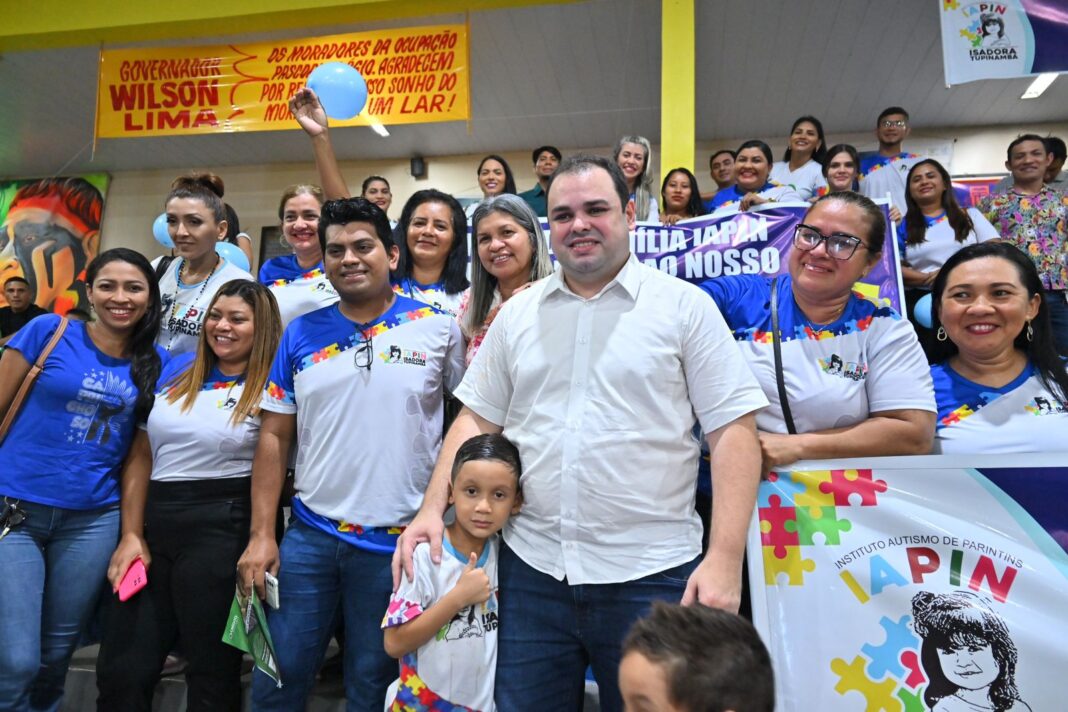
370, 121, 390, 137
1021, 73, 1058, 100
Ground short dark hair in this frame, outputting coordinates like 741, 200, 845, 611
317, 197, 394, 253
877, 106, 910, 124
450, 433, 523, 488
736, 139, 774, 165
810, 191, 887, 254
623, 602, 775, 712
709, 149, 736, 169
547, 154, 630, 213
1007, 133, 1049, 162
4, 276, 29, 288
531, 145, 562, 164
1044, 136, 1067, 161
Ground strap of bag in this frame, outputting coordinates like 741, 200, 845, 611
0, 317, 69, 443
154, 255, 174, 282
769, 277, 797, 435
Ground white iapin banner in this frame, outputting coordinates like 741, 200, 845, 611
748, 452, 1068, 711
940, 0, 1068, 86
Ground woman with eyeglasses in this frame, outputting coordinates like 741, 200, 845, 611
699, 192, 936, 470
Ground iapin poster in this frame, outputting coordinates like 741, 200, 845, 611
749, 453, 1068, 710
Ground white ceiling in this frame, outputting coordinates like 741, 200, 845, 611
1, 0, 1065, 179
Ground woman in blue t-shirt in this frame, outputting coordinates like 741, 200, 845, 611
707, 140, 803, 214
0, 248, 163, 710
698, 192, 936, 472
96, 279, 282, 711
929, 242, 1068, 454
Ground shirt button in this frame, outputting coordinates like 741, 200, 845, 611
574, 379, 583, 387
578, 336, 588, 344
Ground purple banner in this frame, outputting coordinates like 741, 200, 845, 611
627, 204, 904, 313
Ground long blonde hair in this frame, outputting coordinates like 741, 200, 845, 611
165, 280, 282, 425
613, 135, 655, 221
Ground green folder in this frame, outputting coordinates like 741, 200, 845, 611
222, 586, 282, 688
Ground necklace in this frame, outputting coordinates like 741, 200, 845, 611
164, 255, 219, 352
801, 301, 847, 331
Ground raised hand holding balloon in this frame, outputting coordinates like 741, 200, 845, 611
307, 63, 368, 120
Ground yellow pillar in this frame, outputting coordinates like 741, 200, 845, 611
660, 0, 695, 174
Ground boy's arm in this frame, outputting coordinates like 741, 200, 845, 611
383, 553, 491, 659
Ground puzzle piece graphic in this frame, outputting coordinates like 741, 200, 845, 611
900, 650, 925, 689
820, 468, 888, 506
762, 545, 815, 586
757, 471, 805, 508
793, 470, 835, 509
896, 687, 924, 712
831, 656, 902, 712
788, 505, 852, 546
861, 616, 919, 680
759, 496, 798, 558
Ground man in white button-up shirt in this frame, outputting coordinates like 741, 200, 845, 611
394, 155, 769, 711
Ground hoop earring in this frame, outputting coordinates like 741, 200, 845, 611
936, 326, 947, 342
1026, 320, 1034, 342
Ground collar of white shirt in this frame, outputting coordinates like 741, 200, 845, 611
539, 252, 642, 304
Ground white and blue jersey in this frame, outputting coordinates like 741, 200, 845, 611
392, 277, 466, 317
699, 274, 935, 434
258, 254, 338, 327
0, 315, 167, 509
770, 160, 828, 201
899, 208, 999, 280
261, 296, 465, 548
146, 352, 259, 482
704, 181, 802, 214
932, 361, 1068, 454
858, 152, 925, 217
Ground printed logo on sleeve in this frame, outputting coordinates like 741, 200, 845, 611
1024, 395, 1066, 416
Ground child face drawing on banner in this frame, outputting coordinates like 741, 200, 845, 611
911, 590, 1027, 711
0, 178, 102, 312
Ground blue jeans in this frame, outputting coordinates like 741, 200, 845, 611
1046, 290, 1068, 355
251, 517, 395, 710
0, 500, 118, 712
494, 543, 700, 712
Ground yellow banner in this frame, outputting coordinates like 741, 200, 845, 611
96, 24, 469, 138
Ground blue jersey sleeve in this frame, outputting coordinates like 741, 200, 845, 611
697, 274, 771, 332
7, 313, 63, 363
263, 325, 297, 412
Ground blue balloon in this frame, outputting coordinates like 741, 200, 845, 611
153, 213, 173, 248
307, 62, 368, 120
914, 292, 933, 329
215, 241, 250, 273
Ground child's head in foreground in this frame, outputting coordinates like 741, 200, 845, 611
448, 433, 523, 541
620, 602, 775, 712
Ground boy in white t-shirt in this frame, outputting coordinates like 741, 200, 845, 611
381, 434, 523, 712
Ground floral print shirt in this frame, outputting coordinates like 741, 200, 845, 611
978, 186, 1068, 290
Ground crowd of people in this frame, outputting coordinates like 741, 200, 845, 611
0, 89, 1066, 712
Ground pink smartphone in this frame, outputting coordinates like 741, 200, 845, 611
118, 557, 148, 602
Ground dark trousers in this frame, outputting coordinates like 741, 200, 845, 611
96, 478, 251, 712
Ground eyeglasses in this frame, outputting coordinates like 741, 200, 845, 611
881, 120, 908, 129
793, 224, 868, 260
353, 328, 373, 371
